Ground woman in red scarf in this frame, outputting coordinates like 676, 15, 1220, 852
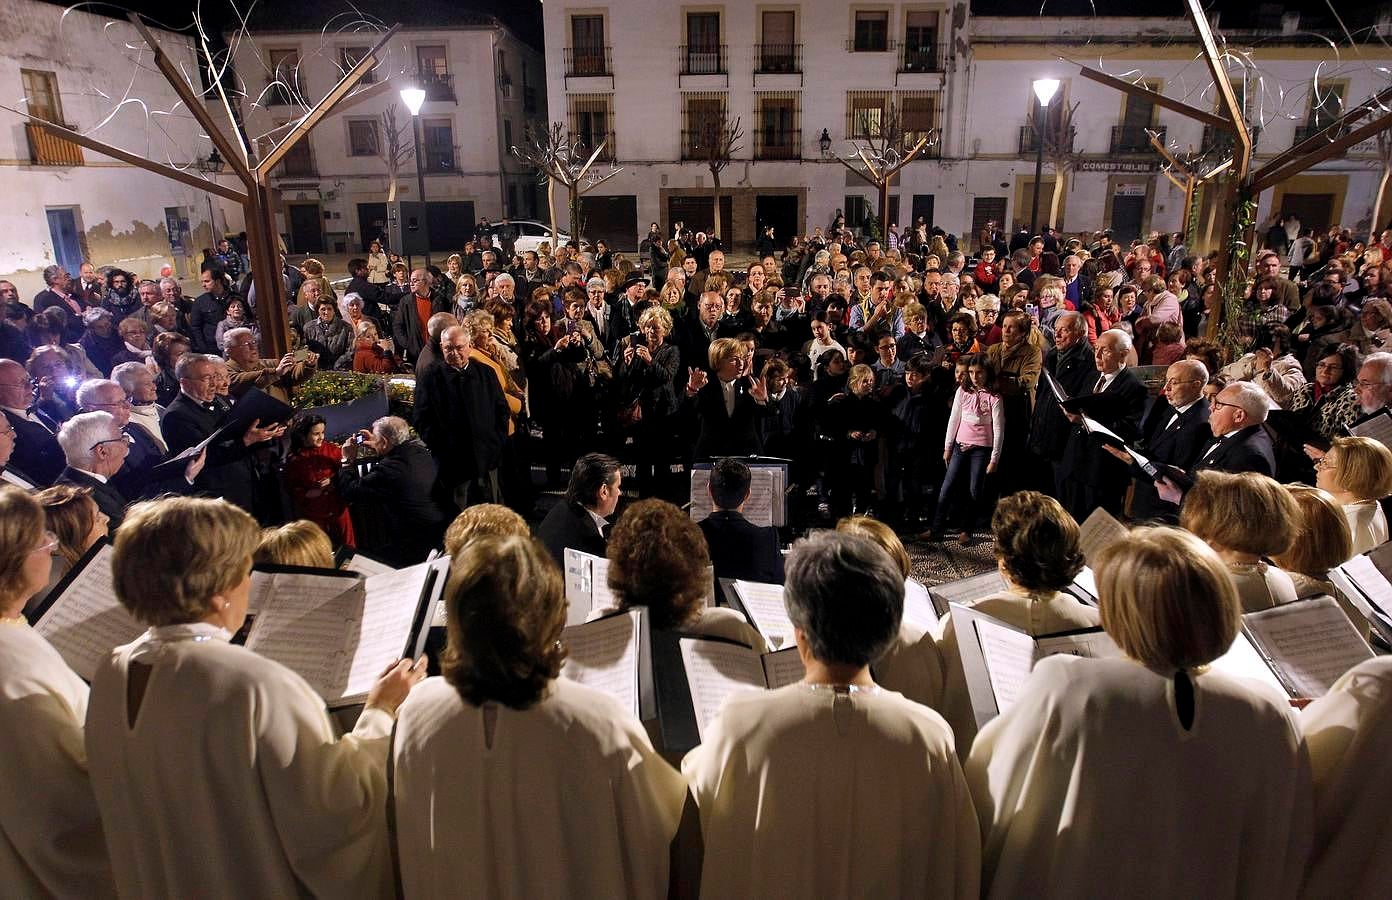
284, 413, 355, 547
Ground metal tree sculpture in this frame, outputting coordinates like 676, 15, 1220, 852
690, 112, 743, 243
375, 103, 416, 203
838, 101, 933, 241
511, 122, 622, 247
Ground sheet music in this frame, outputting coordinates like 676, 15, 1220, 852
1081, 415, 1127, 445
689, 467, 780, 527
1209, 631, 1288, 695
563, 549, 617, 623
1044, 370, 1069, 404
1077, 508, 1127, 568
732, 580, 796, 649
1072, 566, 1099, 601
1327, 566, 1377, 622
342, 554, 394, 577
1243, 597, 1373, 698
33, 544, 144, 681
1338, 555, 1392, 620
243, 577, 368, 701
1349, 412, 1392, 448
0, 467, 35, 489
561, 610, 641, 716
928, 571, 1007, 618
974, 618, 1037, 715
247, 569, 361, 616
760, 646, 806, 689
679, 637, 768, 740
901, 578, 939, 634
1034, 629, 1120, 663
343, 563, 434, 700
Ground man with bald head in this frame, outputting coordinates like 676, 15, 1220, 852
0, 357, 62, 484
1106, 359, 1211, 521
412, 325, 509, 508
1057, 329, 1147, 521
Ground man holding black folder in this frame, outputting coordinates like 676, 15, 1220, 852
1056, 330, 1146, 522
1154, 382, 1278, 506
1029, 312, 1096, 499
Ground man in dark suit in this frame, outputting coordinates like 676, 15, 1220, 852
1156, 381, 1279, 507
392, 269, 451, 366
338, 416, 452, 567
1029, 311, 1097, 499
75, 378, 203, 502
683, 337, 773, 459
0, 358, 63, 485
675, 292, 725, 376
32, 265, 87, 343
699, 458, 785, 584
413, 325, 510, 509
53, 410, 131, 531
162, 354, 283, 516
1106, 360, 1211, 522
1056, 329, 1148, 522
536, 453, 620, 566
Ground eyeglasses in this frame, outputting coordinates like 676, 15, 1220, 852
1164, 378, 1202, 387
1209, 397, 1240, 410
32, 531, 59, 555
86, 398, 132, 409
89, 433, 133, 452
1356, 379, 1383, 390
1315, 363, 1344, 373
1314, 456, 1338, 471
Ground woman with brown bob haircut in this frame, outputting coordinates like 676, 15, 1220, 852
604, 499, 765, 649
1181, 470, 1301, 613
1273, 484, 1366, 634
391, 535, 685, 897
966, 526, 1311, 898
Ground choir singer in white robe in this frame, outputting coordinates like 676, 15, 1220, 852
1300, 656, 1392, 898
391, 534, 687, 898
86, 496, 425, 898
936, 491, 1098, 757
683, 531, 981, 898
0, 485, 114, 896
966, 526, 1312, 899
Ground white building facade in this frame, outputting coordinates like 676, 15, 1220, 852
0, 0, 221, 296
222, 16, 546, 256
542, 1, 1392, 250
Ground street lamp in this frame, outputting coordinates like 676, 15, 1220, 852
400, 85, 430, 267
1029, 78, 1060, 236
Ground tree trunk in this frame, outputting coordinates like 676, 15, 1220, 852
879, 179, 890, 242
546, 177, 558, 250
568, 183, 581, 242
711, 168, 723, 242
1372, 162, 1391, 241
1047, 168, 1066, 232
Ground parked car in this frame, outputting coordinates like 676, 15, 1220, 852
506, 220, 572, 255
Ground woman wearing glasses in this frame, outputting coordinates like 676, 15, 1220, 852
1291, 345, 1361, 439
0, 484, 114, 894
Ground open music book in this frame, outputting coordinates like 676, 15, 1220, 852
560, 608, 648, 718
243, 558, 446, 708
1332, 554, 1392, 643
689, 461, 788, 527
902, 578, 939, 634
1238, 596, 1373, 698
340, 552, 395, 577
927, 570, 1006, 619
1077, 507, 1127, 566
725, 579, 796, 650
678, 637, 805, 740
32, 541, 145, 682
1349, 410, 1392, 448
0, 467, 36, 489
950, 602, 1121, 728
563, 548, 620, 626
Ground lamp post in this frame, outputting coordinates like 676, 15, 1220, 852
400, 85, 430, 267
1029, 78, 1060, 236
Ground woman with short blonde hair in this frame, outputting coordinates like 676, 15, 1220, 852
967, 526, 1310, 899
254, 520, 335, 569
1316, 435, 1392, 555
392, 535, 685, 897
1181, 470, 1302, 612
442, 503, 529, 558
637, 304, 673, 333
86, 496, 424, 897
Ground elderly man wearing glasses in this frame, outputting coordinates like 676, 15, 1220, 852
53, 410, 133, 531
1155, 380, 1277, 506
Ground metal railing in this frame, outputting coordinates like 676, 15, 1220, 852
418, 71, 455, 103
754, 43, 801, 74
755, 127, 801, 160
680, 44, 727, 75
424, 144, 457, 173
1111, 124, 1165, 153
1019, 123, 1075, 154
898, 41, 944, 73
564, 46, 611, 77
681, 129, 712, 160
25, 122, 83, 166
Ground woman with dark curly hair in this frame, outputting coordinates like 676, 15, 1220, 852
603, 499, 765, 649
283, 413, 355, 547
935, 491, 1097, 758
391, 534, 685, 897
1291, 343, 1361, 439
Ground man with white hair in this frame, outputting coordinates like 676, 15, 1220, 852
392, 268, 450, 365
338, 415, 451, 566
55, 410, 132, 530
1156, 380, 1278, 504
1351, 351, 1392, 425
222, 327, 315, 404
1057, 328, 1147, 521
492, 272, 517, 314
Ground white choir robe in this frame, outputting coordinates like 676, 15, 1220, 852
936, 590, 1099, 757
0, 623, 114, 897
1300, 656, 1392, 898
683, 684, 980, 898
966, 656, 1312, 899
872, 622, 946, 708
391, 676, 687, 899
1343, 499, 1389, 557
86, 625, 394, 898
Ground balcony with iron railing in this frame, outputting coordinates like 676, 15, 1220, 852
564, 45, 611, 77
1019, 123, 1076, 155
898, 40, 945, 73
680, 44, 726, 75
755, 128, 801, 160
754, 43, 801, 74
274, 155, 317, 179
1111, 124, 1165, 153
417, 71, 455, 103
25, 122, 83, 166
1201, 122, 1262, 154
424, 144, 459, 173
